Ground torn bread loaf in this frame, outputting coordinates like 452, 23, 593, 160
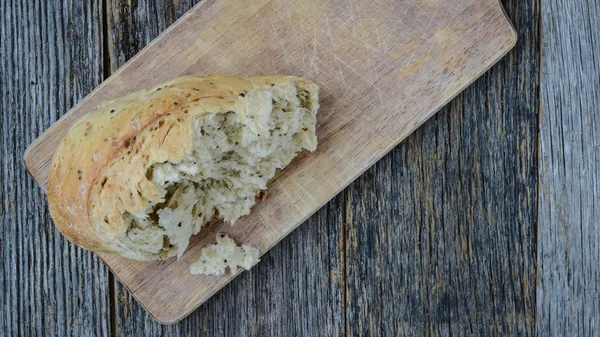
48, 75, 318, 260
190, 234, 260, 276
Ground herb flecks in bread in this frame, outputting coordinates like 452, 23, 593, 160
48, 75, 318, 260
190, 234, 260, 276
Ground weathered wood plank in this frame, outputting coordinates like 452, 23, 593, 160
537, 0, 600, 335
107, 0, 200, 74
107, 1, 344, 334
344, 0, 539, 335
0, 1, 110, 336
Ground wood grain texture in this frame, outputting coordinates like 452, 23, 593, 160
344, 0, 539, 335
23, 0, 517, 323
0, 1, 110, 336
107, 1, 344, 334
11, 0, 600, 336
537, 0, 600, 335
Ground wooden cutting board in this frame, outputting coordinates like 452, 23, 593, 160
24, 0, 516, 324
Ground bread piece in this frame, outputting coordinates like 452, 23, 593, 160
48, 75, 318, 260
190, 234, 260, 276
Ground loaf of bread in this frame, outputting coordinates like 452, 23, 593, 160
48, 75, 318, 260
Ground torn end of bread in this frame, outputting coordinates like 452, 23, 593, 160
47, 75, 318, 260
190, 234, 260, 276
124, 82, 316, 259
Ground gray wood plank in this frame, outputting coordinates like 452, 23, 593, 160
344, 0, 539, 335
107, 1, 344, 335
537, 0, 600, 335
0, 1, 111, 336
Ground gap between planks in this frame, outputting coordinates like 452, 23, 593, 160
101, 0, 117, 335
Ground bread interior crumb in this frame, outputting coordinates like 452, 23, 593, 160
117, 84, 316, 259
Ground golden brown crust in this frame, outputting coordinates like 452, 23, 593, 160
48, 75, 313, 253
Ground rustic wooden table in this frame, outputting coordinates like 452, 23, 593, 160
1, 0, 598, 336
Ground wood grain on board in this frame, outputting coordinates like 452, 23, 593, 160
23, 0, 516, 324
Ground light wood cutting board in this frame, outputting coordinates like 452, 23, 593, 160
24, 0, 516, 324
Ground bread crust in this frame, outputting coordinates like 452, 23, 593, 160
48, 75, 317, 255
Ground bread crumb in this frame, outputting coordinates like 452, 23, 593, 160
190, 234, 260, 276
